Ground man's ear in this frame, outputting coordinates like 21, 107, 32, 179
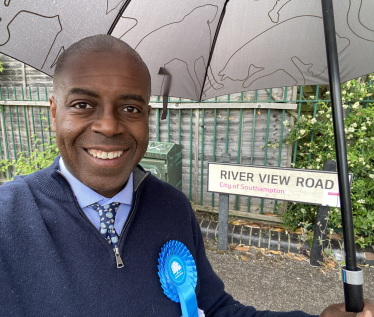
49, 96, 57, 132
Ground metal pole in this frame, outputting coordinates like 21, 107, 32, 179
218, 153, 231, 251
321, 0, 364, 312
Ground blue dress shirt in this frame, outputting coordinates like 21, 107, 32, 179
59, 157, 133, 235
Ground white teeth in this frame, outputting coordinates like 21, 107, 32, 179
88, 150, 124, 160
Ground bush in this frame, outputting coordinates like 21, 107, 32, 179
282, 76, 374, 247
0, 139, 59, 180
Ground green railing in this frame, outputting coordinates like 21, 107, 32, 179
1, 84, 373, 217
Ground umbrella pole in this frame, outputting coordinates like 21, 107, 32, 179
321, 0, 364, 312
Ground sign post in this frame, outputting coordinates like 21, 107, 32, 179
218, 153, 231, 251
310, 160, 336, 266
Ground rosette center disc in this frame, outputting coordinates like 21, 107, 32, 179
167, 255, 187, 285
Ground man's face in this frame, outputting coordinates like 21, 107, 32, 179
50, 50, 151, 197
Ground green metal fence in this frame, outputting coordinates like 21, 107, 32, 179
1, 84, 373, 219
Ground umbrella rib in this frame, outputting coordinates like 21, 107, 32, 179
108, 0, 133, 35
198, 0, 230, 102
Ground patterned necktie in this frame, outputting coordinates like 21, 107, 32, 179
89, 202, 121, 248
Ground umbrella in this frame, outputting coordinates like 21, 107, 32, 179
1, 0, 372, 312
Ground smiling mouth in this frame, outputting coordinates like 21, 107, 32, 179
87, 149, 124, 160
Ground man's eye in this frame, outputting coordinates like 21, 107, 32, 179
73, 103, 93, 109
123, 106, 140, 113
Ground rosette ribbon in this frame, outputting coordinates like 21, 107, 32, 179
158, 240, 198, 317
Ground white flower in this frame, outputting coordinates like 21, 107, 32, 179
283, 120, 289, 126
369, 174, 374, 179
316, 166, 320, 169
360, 139, 364, 143
326, 114, 330, 118
357, 199, 365, 204
319, 110, 324, 114
352, 102, 360, 109
301, 208, 306, 213
325, 91, 330, 95
352, 123, 357, 128
311, 118, 317, 124
342, 90, 346, 95
359, 157, 364, 162
348, 127, 355, 133
343, 104, 348, 109
299, 129, 306, 135
310, 95, 315, 99
316, 158, 321, 162
362, 126, 367, 131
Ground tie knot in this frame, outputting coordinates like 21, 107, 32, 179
89, 202, 121, 247
89, 202, 120, 212
89, 202, 121, 221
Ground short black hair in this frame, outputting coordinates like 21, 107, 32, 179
53, 34, 151, 101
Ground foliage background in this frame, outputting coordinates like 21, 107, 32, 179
282, 75, 374, 247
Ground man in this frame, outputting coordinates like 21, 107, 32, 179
0, 34, 372, 317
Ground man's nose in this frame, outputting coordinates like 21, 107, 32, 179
91, 107, 124, 137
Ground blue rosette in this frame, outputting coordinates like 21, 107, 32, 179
158, 240, 198, 317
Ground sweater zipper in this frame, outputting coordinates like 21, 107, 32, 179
55, 170, 149, 269
114, 175, 148, 268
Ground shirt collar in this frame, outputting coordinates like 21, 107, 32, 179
58, 157, 133, 209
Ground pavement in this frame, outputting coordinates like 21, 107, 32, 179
204, 238, 374, 315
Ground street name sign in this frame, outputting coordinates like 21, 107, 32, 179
207, 163, 353, 207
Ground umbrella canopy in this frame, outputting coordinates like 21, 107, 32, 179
0, 0, 373, 101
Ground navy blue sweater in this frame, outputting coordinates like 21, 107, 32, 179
0, 157, 317, 316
